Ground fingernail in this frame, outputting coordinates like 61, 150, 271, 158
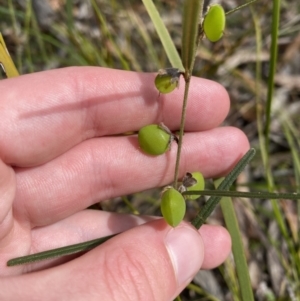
164, 224, 204, 287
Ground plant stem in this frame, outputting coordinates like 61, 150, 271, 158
174, 0, 205, 188
173, 77, 191, 188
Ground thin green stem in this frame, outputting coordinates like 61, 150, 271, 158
174, 0, 204, 188
183, 190, 300, 200
265, 0, 280, 143
122, 196, 139, 214
255, 0, 289, 254
225, 0, 258, 16
173, 78, 191, 188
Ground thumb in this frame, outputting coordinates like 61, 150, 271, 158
4, 219, 204, 301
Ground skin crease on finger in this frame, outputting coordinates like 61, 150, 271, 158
0, 67, 230, 167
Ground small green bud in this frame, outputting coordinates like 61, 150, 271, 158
154, 68, 182, 94
138, 124, 172, 156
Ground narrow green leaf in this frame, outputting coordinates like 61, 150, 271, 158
183, 190, 300, 200
66, 0, 74, 33
91, 0, 130, 70
265, 0, 281, 150
191, 148, 256, 229
217, 179, 254, 301
7, 234, 116, 266
181, 0, 202, 74
282, 120, 300, 231
225, 0, 258, 16
141, 0, 184, 71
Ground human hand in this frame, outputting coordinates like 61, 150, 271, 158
0, 67, 249, 300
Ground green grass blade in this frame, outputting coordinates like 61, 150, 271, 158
225, 0, 258, 16
181, 0, 203, 74
281, 121, 300, 275
191, 148, 256, 229
141, 0, 184, 71
126, 8, 160, 70
183, 190, 300, 200
7, 234, 117, 266
253, 0, 289, 253
66, 0, 74, 33
90, 0, 130, 70
280, 106, 300, 233
24, 0, 34, 73
216, 178, 254, 301
265, 0, 281, 143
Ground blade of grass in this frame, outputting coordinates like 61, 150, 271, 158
183, 190, 300, 200
173, 0, 205, 187
90, 0, 130, 70
187, 283, 220, 301
122, 196, 140, 214
215, 178, 254, 301
263, 0, 287, 240
66, 0, 74, 33
7, 234, 117, 266
281, 117, 300, 233
181, 0, 203, 76
38, 28, 96, 66
32, 2, 50, 64
265, 0, 281, 142
126, 8, 160, 70
225, 0, 258, 16
281, 121, 300, 276
252, 0, 289, 253
191, 148, 256, 229
24, 0, 34, 73
141, 0, 184, 71
220, 256, 241, 301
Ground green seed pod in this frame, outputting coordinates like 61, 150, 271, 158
186, 172, 205, 200
161, 187, 186, 227
203, 4, 226, 42
154, 68, 182, 94
138, 124, 172, 156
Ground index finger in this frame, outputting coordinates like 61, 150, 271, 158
0, 67, 229, 166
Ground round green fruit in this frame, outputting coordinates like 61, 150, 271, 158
186, 172, 205, 200
154, 68, 181, 94
138, 124, 171, 156
203, 4, 226, 42
161, 187, 186, 227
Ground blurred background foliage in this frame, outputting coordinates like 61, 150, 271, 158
1, 0, 300, 300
